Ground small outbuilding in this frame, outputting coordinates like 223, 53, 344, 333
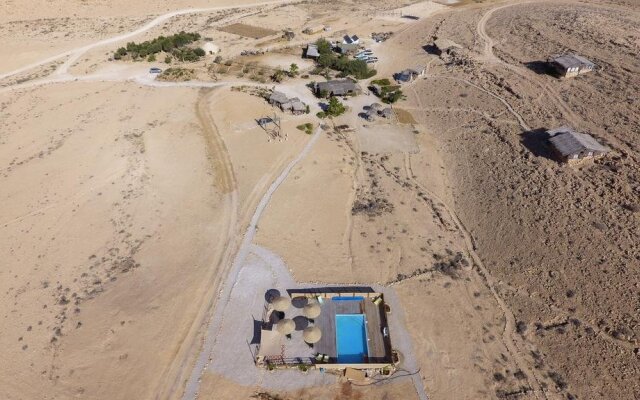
269, 91, 307, 115
380, 107, 393, 119
303, 25, 325, 35
202, 42, 220, 55
394, 66, 425, 83
316, 79, 361, 97
306, 44, 320, 59
336, 42, 358, 54
281, 97, 306, 115
269, 91, 289, 106
547, 126, 609, 162
548, 54, 596, 78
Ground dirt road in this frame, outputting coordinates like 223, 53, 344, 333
0, 0, 298, 81
181, 125, 322, 400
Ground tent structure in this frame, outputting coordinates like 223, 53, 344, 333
271, 296, 291, 311
303, 326, 322, 343
276, 318, 295, 335
303, 303, 321, 319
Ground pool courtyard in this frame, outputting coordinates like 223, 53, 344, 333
255, 288, 394, 372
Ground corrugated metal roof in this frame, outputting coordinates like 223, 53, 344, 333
548, 127, 609, 156
551, 54, 596, 70
306, 44, 320, 57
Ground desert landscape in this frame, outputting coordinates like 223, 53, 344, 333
1, 0, 638, 399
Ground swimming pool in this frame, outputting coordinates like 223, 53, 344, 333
333, 296, 364, 301
336, 314, 368, 363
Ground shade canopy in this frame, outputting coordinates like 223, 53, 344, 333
303, 326, 322, 343
276, 318, 295, 335
271, 296, 291, 311
302, 303, 321, 319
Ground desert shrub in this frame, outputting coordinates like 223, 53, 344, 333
147, 54, 156, 62
164, 55, 172, 64
296, 123, 313, 135
371, 78, 391, 86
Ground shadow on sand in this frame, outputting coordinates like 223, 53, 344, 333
521, 128, 555, 160
524, 61, 562, 78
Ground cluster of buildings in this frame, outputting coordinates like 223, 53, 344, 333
363, 103, 393, 121
268, 91, 307, 115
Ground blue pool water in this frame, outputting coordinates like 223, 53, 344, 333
336, 314, 368, 363
333, 296, 364, 301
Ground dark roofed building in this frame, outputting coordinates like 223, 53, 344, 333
316, 79, 361, 97
549, 54, 595, 78
547, 127, 609, 162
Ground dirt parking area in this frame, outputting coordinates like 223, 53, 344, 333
219, 22, 278, 39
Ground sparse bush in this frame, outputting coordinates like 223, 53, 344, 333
164, 55, 172, 64
370, 78, 391, 86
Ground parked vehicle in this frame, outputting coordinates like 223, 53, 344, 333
149, 67, 162, 74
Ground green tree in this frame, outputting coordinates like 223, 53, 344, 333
147, 54, 156, 62
326, 97, 346, 117
289, 63, 299, 77
164, 55, 172, 64
315, 38, 331, 55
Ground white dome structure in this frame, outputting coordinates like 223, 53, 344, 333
202, 42, 220, 55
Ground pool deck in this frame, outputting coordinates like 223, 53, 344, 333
314, 297, 390, 363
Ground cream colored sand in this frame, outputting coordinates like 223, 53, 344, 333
4, 0, 602, 399
0, 82, 227, 399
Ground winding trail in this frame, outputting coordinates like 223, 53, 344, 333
181, 125, 322, 400
407, 81, 546, 398
476, 0, 580, 126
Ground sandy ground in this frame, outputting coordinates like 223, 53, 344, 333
0, 82, 227, 399
2, 0, 638, 399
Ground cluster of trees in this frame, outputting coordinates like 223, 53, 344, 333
370, 79, 404, 104
270, 63, 299, 83
113, 32, 204, 62
313, 39, 376, 80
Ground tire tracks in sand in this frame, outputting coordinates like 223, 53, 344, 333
154, 89, 239, 400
